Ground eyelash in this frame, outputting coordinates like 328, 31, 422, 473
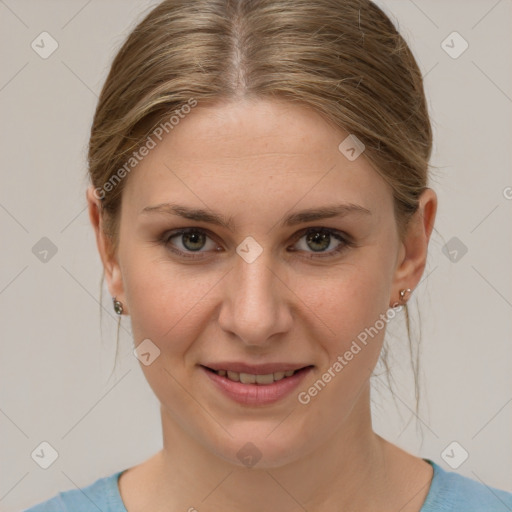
160, 227, 355, 261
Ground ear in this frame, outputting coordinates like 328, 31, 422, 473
86, 186, 127, 313
390, 188, 437, 307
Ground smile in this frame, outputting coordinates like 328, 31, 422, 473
201, 364, 314, 405
207, 368, 299, 384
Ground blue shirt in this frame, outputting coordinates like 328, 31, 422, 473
22, 459, 512, 511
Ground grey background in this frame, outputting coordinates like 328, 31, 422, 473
1, 1, 511, 510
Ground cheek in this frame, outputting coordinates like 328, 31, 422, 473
120, 254, 221, 413
291, 266, 392, 433
295, 259, 392, 354
121, 248, 222, 353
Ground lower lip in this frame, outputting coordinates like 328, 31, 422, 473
201, 366, 313, 406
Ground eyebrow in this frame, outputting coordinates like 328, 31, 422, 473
140, 202, 372, 231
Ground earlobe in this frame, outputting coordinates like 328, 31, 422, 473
106, 264, 128, 316
86, 186, 126, 307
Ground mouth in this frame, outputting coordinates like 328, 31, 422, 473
200, 364, 314, 405
202, 366, 306, 385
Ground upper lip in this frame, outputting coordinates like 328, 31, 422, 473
201, 362, 313, 374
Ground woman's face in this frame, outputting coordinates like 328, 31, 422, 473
94, 98, 422, 467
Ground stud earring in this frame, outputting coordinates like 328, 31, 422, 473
112, 296, 124, 315
399, 288, 412, 304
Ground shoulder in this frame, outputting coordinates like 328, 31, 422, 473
422, 459, 512, 512
21, 470, 126, 512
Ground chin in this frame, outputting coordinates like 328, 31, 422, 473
207, 427, 309, 470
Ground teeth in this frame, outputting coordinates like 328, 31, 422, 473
255, 373, 274, 385
240, 372, 256, 384
227, 370, 240, 382
214, 368, 300, 384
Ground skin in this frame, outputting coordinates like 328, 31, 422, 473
88, 98, 437, 511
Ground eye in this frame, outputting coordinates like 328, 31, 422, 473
289, 227, 353, 258
161, 227, 353, 261
163, 228, 220, 259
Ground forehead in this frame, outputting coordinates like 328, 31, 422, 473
123, 98, 393, 217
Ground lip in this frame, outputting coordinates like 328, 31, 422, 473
202, 362, 311, 374
200, 364, 314, 406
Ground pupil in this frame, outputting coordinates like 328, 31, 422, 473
183, 232, 205, 251
306, 230, 330, 252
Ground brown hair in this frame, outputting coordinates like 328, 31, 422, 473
89, 0, 436, 417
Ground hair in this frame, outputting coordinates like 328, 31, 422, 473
89, 0, 436, 422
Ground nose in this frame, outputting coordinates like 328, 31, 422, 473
217, 246, 293, 348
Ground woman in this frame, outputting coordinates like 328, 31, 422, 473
23, 0, 512, 510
